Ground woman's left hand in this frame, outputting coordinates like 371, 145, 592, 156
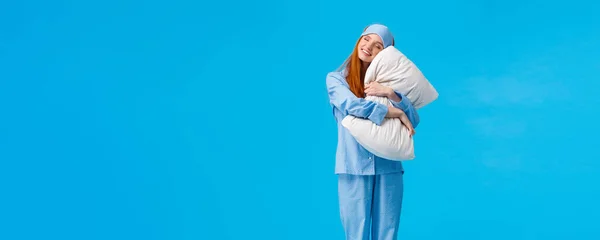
365, 81, 394, 98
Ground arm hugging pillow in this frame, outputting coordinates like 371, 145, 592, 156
341, 46, 438, 161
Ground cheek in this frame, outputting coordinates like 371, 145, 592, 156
372, 50, 382, 57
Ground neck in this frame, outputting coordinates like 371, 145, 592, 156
360, 64, 367, 82
361, 62, 369, 72
360, 61, 370, 76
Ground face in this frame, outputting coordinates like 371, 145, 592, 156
357, 33, 385, 63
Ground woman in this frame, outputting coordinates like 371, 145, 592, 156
325, 23, 420, 240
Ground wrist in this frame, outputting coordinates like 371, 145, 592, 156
387, 89, 401, 102
387, 88, 396, 98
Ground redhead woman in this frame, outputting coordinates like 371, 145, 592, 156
325, 24, 420, 240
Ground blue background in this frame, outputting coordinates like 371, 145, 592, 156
1, 0, 599, 239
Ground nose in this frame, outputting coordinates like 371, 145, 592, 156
366, 41, 376, 50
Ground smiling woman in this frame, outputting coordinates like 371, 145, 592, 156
325, 24, 419, 240
357, 34, 385, 62
341, 25, 395, 99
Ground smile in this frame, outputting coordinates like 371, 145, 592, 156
361, 49, 372, 56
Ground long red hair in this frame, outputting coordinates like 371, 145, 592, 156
342, 38, 366, 98
341, 26, 395, 98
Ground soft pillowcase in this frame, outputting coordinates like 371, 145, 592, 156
341, 46, 438, 161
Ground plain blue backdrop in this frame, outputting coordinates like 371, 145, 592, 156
1, 0, 600, 239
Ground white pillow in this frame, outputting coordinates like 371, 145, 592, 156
364, 46, 438, 109
341, 46, 438, 161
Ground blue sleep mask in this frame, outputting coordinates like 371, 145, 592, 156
361, 24, 394, 48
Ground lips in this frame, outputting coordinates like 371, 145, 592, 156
361, 48, 372, 56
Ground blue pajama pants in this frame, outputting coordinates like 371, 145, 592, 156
338, 172, 404, 240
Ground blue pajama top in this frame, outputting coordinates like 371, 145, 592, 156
326, 71, 420, 175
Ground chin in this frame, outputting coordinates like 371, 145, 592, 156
357, 54, 372, 63
359, 57, 373, 63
